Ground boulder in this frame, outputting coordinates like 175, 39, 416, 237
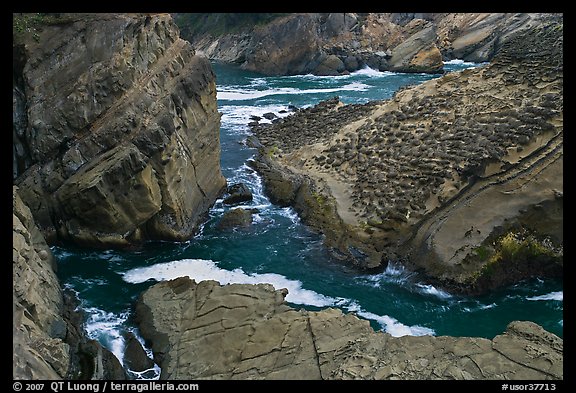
388, 24, 443, 73
262, 112, 278, 120
216, 208, 254, 230
123, 331, 155, 372
343, 55, 360, 71
314, 54, 346, 76
223, 183, 253, 205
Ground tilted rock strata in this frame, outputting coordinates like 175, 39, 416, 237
13, 13, 226, 247
13, 186, 125, 379
13, 186, 68, 379
183, 13, 548, 76
250, 14, 562, 293
136, 278, 563, 380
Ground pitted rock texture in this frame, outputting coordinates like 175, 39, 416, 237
13, 13, 226, 247
136, 278, 563, 380
249, 14, 562, 293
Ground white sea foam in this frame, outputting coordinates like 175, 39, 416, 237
357, 261, 418, 288
384, 261, 406, 277
122, 258, 335, 307
297, 66, 397, 80
217, 82, 369, 101
356, 264, 451, 301
526, 291, 563, 301
415, 283, 452, 300
345, 301, 434, 337
52, 248, 74, 259
219, 104, 294, 132
443, 59, 487, 70
351, 66, 397, 78
462, 301, 497, 313
444, 59, 476, 66
123, 258, 435, 337
277, 206, 301, 225
83, 307, 129, 366
249, 77, 267, 87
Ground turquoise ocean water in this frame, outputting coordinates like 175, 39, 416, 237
53, 61, 563, 378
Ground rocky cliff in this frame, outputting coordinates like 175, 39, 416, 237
248, 13, 562, 294
13, 13, 226, 248
13, 186, 125, 379
179, 13, 541, 76
136, 277, 563, 380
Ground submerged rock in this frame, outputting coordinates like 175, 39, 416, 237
135, 278, 563, 380
216, 208, 255, 230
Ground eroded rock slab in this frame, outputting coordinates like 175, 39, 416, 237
136, 278, 563, 380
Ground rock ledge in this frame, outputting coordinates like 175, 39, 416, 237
136, 277, 563, 380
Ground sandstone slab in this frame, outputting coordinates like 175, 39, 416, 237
136, 278, 563, 380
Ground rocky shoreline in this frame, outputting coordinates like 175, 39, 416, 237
179, 13, 546, 76
13, 186, 126, 379
13, 12, 563, 380
135, 277, 563, 380
248, 13, 563, 295
13, 13, 224, 379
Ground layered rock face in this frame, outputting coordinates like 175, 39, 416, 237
13, 186, 68, 379
249, 14, 562, 293
136, 278, 563, 380
13, 187, 125, 379
13, 13, 226, 247
182, 13, 541, 76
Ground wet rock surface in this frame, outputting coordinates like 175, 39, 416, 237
136, 278, 563, 380
223, 183, 253, 205
216, 208, 255, 230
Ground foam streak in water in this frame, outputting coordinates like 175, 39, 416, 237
122, 259, 434, 337
217, 82, 369, 101
123, 258, 334, 307
356, 262, 451, 300
83, 307, 128, 365
527, 291, 563, 301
